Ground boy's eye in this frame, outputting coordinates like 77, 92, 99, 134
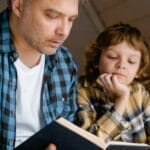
128, 58, 139, 64
128, 60, 136, 64
108, 55, 118, 59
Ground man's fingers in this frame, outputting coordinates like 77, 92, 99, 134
46, 144, 57, 150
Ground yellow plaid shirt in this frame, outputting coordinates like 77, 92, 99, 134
77, 77, 150, 144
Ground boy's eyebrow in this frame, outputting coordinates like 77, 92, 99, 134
45, 8, 78, 18
105, 48, 116, 52
129, 54, 141, 59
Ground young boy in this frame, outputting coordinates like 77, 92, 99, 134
77, 23, 150, 144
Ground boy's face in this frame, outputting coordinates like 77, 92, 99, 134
98, 41, 141, 85
12, 0, 79, 55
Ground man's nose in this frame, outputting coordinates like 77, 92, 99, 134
56, 19, 72, 37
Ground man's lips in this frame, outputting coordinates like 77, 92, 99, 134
48, 40, 64, 48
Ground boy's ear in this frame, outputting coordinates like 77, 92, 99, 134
135, 74, 139, 78
11, 0, 24, 17
135, 70, 143, 79
135, 73, 140, 79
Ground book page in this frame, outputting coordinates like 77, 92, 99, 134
56, 117, 105, 149
107, 141, 149, 147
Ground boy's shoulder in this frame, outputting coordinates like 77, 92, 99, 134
130, 81, 148, 94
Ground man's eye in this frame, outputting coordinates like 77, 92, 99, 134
46, 13, 58, 19
69, 18, 77, 23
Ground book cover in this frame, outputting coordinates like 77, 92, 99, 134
15, 117, 104, 150
15, 117, 150, 150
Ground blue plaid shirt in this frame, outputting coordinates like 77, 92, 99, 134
0, 9, 78, 150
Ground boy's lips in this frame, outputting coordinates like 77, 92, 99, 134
113, 72, 126, 77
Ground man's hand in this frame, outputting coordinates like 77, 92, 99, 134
46, 144, 56, 150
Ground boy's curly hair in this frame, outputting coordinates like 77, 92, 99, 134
84, 23, 150, 85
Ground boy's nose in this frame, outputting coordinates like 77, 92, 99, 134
116, 60, 126, 69
116, 65, 126, 69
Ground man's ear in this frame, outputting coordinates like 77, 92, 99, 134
11, 0, 24, 17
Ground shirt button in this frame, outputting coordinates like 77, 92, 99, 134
62, 97, 65, 102
10, 110, 15, 116
8, 140, 13, 145
13, 53, 18, 58
12, 78, 16, 83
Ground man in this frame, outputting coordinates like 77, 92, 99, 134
0, 0, 85, 149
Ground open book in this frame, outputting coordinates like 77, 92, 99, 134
15, 117, 150, 150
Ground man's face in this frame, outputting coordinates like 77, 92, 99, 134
17, 0, 79, 54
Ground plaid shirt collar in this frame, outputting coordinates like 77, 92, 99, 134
0, 8, 16, 54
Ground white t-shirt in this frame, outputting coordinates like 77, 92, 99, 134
14, 55, 45, 147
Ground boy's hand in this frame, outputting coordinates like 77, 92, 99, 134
96, 73, 130, 98
96, 73, 130, 115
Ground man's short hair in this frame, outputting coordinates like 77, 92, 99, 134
7, 0, 87, 9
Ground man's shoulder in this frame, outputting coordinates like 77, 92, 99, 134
57, 45, 72, 57
0, 8, 13, 53
56, 45, 77, 66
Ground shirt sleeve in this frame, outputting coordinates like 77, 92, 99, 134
95, 107, 130, 142
59, 46, 78, 122
142, 88, 150, 144
77, 84, 96, 130
64, 65, 78, 122
77, 82, 130, 142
